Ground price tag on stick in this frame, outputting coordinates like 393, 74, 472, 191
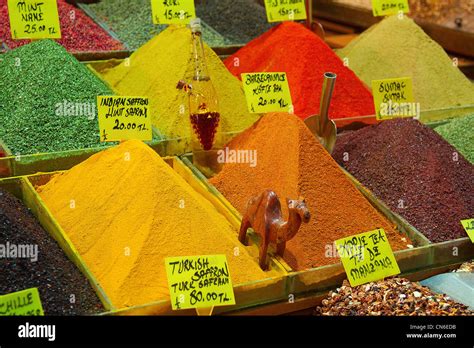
165, 255, 236, 310
241, 72, 294, 114
461, 219, 474, 243
8, 0, 61, 39
0, 288, 44, 316
97, 96, 152, 142
151, 0, 196, 24
264, 0, 307, 22
372, 77, 417, 120
372, 0, 410, 17
335, 228, 401, 287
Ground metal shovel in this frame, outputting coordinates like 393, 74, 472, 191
304, 72, 338, 154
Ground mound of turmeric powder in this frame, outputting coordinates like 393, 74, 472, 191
37, 140, 277, 309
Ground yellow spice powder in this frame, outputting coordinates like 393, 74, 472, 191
98, 26, 259, 144
37, 140, 276, 309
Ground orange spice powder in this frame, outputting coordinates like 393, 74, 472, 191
210, 113, 411, 271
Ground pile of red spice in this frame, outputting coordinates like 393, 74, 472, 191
0, 0, 124, 52
224, 22, 376, 122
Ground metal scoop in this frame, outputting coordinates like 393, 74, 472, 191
304, 72, 337, 154
306, 0, 326, 40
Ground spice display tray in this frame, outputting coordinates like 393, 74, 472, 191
180, 155, 474, 297
342, 170, 474, 272
313, 0, 474, 58
225, 261, 466, 315
69, 2, 134, 61
0, 176, 114, 313
334, 105, 474, 132
76, 2, 244, 60
22, 156, 290, 315
0, 5, 133, 60
0, 133, 241, 179
0, 61, 167, 174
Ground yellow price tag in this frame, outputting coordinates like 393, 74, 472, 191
461, 219, 474, 243
151, 0, 196, 24
335, 229, 401, 287
372, 0, 410, 17
241, 72, 294, 114
0, 288, 44, 316
97, 96, 152, 142
8, 0, 61, 40
165, 255, 236, 310
372, 77, 417, 120
264, 0, 307, 22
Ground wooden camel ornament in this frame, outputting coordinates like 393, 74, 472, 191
239, 190, 311, 270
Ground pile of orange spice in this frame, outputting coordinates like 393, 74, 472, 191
210, 113, 412, 271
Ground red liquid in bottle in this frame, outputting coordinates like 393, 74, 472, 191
190, 112, 220, 151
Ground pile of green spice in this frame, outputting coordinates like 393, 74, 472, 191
0, 188, 104, 315
83, 0, 229, 50
338, 16, 474, 114
435, 114, 474, 164
196, 0, 275, 45
0, 40, 113, 155
333, 118, 474, 243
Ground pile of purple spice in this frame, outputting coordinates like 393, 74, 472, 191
333, 118, 474, 243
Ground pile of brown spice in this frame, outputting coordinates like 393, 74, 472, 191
314, 278, 473, 316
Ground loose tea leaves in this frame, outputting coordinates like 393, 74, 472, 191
315, 278, 474, 316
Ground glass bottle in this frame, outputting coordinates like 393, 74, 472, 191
188, 18, 221, 153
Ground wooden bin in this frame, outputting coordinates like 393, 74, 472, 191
178, 156, 452, 298
76, 2, 244, 60
0, 176, 114, 313
22, 156, 290, 315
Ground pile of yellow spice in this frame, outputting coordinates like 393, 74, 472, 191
36, 140, 277, 309
97, 26, 258, 147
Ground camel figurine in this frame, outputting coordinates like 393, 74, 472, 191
239, 190, 311, 270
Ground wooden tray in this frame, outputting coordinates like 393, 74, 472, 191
0, 176, 114, 313
76, 2, 243, 61
23, 157, 290, 315
179, 156, 452, 298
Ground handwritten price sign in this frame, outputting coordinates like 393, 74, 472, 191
372, 0, 410, 17
461, 219, 474, 243
151, 0, 195, 24
335, 229, 401, 287
372, 77, 417, 120
8, 0, 61, 39
97, 96, 152, 142
0, 288, 44, 316
165, 255, 236, 310
242, 72, 294, 114
264, 0, 307, 22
